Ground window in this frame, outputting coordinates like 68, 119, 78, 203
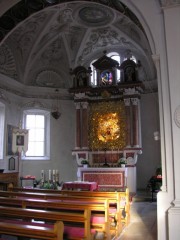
90, 60, 97, 86
0, 102, 5, 159
22, 109, 50, 160
90, 52, 121, 85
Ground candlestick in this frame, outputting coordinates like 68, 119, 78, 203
56, 169, 59, 182
49, 169, 51, 181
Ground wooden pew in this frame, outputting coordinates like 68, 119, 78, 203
0, 218, 63, 240
0, 189, 124, 233
8, 186, 130, 227
0, 189, 123, 227
0, 196, 112, 239
61, 188, 131, 226
0, 205, 91, 240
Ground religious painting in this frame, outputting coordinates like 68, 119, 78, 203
7, 125, 16, 155
89, 101, 126, 150
16, 135, 24, 146
12, 128, 29, 153
100, 70, 113, 85
98, 112, 120, 142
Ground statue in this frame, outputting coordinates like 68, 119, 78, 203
136, 60, 147, 82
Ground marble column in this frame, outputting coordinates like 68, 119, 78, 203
81, 102, 89, 149
124, 98, 132, 147
131, 98, 139, 147
75, 102, 81, 149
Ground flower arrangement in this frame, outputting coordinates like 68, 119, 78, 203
81, 159, 89, 165
117, 157, 127, 167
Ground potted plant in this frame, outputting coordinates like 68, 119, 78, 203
118, 157, 127, 168
81, 159, 89, 168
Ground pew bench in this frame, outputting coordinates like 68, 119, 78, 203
0, 219, 64, 240
0, 206, 92, 240
6, 187, 130, 234
0, 197, 111, 239
0, 190, 122, 234
60, 188, 130, 226
8, 186, 130, 227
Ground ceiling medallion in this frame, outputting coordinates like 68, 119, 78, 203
36, 70, 64, 88
76, 4, 114, 27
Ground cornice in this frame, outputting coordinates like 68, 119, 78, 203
160, 0, 180, 8
0, 81, 72, 100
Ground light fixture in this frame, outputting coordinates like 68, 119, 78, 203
51, 89, 61, 120
154, 131, 160, 141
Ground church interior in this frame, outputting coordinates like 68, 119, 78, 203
0, 0, 180, 239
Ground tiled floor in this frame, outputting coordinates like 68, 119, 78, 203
118, 191, 157, 240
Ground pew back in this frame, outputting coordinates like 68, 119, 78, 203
0, 205, 91, 240
0, 196, 111, 239
7, 187, 130, 226
0, 219, 63, 240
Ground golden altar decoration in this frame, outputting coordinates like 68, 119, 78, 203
89, 101, 126, 150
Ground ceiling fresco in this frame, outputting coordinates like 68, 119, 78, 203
0, 0, 157, 99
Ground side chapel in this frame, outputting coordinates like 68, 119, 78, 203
69, 53, 145, 193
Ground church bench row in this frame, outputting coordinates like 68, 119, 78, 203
8, 186, 130, 226
1, 189, 124, 235
0, 205, 92, 240
60, 188, 131, 226
0, 219, 63, 240
0, 196, 114, 239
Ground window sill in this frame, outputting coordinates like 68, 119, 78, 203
21, 156, 50, 161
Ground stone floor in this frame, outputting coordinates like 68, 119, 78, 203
118, 191, 157, 240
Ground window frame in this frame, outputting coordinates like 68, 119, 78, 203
22, 109, 50, 161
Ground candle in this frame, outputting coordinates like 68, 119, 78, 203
41, 170, 44, 182
53, 169, 55, 182
56, 170, 59, 182
49, 170, 51, 181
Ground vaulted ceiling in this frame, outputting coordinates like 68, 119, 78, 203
0, 0, 157, 99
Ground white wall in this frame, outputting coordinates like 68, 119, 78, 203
137, 92, 161, 189
1, 90, 77, 183
22, 99, 76, 182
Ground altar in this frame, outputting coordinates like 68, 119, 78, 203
70, 53, 143, 194
77, 167, 136, 193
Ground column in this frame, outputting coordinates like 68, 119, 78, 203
131, 98, 139, 147
124, 98, 131, 147
161, 3, 180, 240
81, 102, 89, 149
75, 102, 81, 149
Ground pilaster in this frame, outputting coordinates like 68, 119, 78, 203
124, 98, 131, 147
81, 102, 89, 149
131, 98, 139, 147
75, 102, 81, 149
